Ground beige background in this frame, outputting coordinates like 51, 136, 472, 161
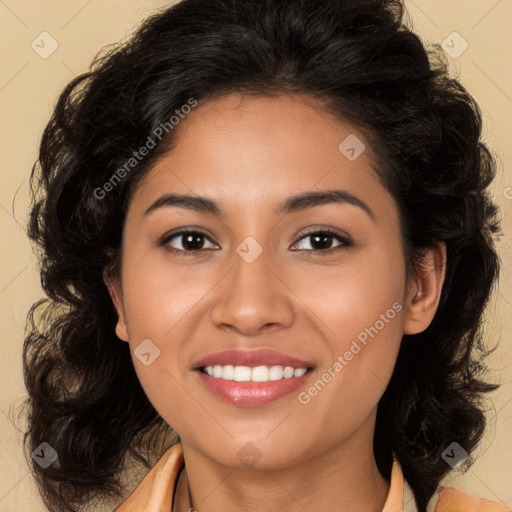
1, 1, 511, 510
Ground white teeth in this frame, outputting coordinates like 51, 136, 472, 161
269, 365, 283, 380
202, 364, 308, 382
233, 366, 251, 382
251, 366, 269, 382
222, 365, 234, 380
283, 366, 295, 378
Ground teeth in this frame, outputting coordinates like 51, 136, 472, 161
251, 366, 269, 382
283, 366, 294, 378
269, 365, 283, 380
233, 366, 251, 382
202, 364, 308, 382
222, 365, 234, 380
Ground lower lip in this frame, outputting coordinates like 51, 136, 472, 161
196, 370, 312, 407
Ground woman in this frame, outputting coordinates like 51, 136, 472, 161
22, 0, 509, 511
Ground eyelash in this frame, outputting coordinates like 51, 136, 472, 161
160, 227, 352, 256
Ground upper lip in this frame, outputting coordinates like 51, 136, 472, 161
193, 349, 313, 369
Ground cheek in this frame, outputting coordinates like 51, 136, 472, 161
296, 304, 404, 450
120, 251, 214, 341
118, 252, 224, 424
293, 248, 405, 416
289, 245, 405, 351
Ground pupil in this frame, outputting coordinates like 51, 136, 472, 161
179, 233, 334, 251
312, 233, 332, 250
184, 233, 204, 250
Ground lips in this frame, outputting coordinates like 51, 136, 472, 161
193, 349, 312, 369
192, 349, 314, 407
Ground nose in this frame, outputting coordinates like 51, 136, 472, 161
210, 245, 295, 336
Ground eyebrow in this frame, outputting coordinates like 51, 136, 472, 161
144, 189, 375, 220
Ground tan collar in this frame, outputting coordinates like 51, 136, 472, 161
115, 443, 183, 512
114, 443, 508, 512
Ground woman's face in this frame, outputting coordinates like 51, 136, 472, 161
108, 93, 425, 469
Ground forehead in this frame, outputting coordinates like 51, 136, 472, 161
130, 92, 393, 221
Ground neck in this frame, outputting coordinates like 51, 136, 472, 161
173, 417, 390, 512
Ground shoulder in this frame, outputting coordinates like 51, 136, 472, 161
433, 486, 510, 512
398, 458, 509, 512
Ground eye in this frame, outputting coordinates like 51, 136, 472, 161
160, 227, 352, 255
291, 229, 352, 253
161, 229, 219, 253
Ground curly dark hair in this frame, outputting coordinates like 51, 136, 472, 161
20, 0, 501, 511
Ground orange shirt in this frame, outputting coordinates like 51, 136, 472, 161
114, 443, 510, 512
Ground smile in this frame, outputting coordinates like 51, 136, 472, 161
193, 348, 314, 406
201, 364, 308, 382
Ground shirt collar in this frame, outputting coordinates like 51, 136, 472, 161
382, 457, 419, 512
115, 443, 418, 512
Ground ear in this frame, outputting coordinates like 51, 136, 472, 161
403, 242, 447, 335
103, 269, 129, 342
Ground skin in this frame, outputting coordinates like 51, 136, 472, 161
105, 92, 446, 512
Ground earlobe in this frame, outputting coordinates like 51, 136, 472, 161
403, 243, 447, 335
103, 270, 129, 342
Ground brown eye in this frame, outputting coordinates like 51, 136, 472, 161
162, 230, 218, 252
292, 230, 352, 252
